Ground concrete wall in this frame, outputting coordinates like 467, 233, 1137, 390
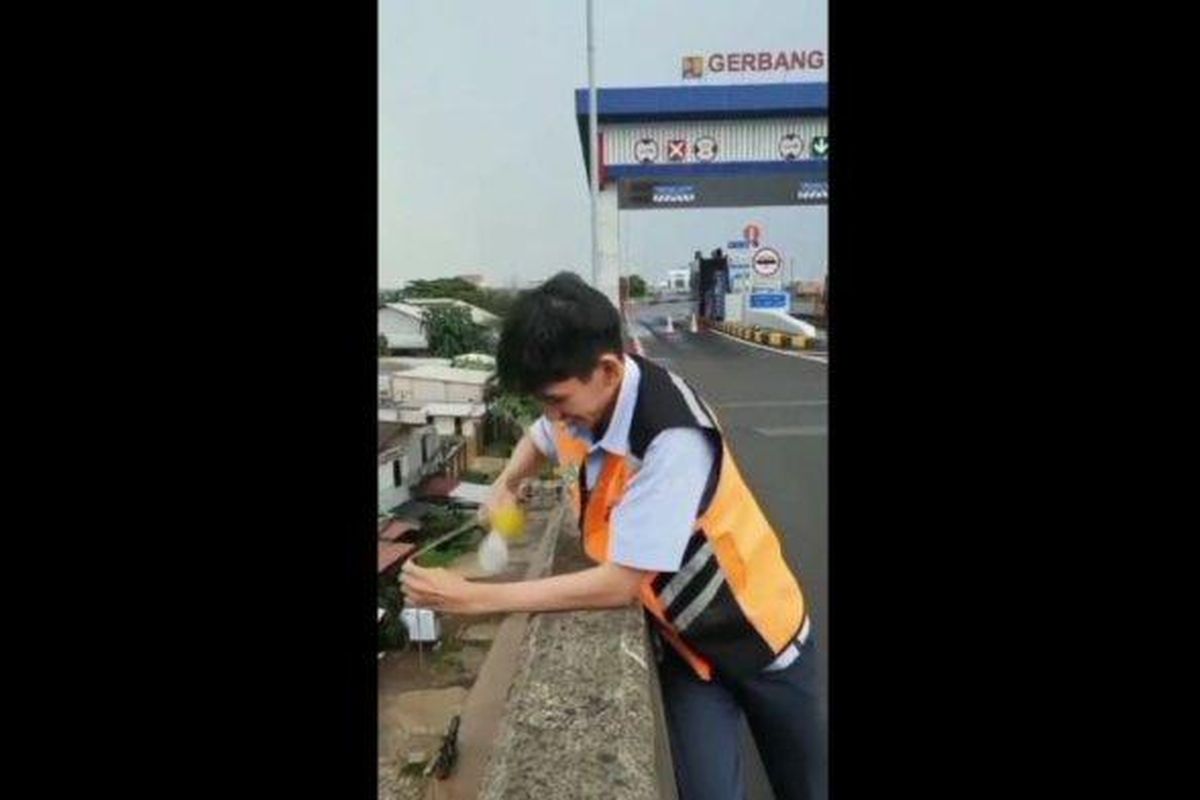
390, 375, 486, 405
476, 510, 668, 799
463, 419, 480, 461
378, 424, 439, 513
378, 461, 410, 513
744, 308, 819, 337
446, 382, 484, 403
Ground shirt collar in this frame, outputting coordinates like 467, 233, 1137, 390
567, 355, 639, 457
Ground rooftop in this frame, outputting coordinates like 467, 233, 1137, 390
378, 420, 427, 453
396, 364, 494, 386
402, 297, 500, 326
423, 402, 488, 419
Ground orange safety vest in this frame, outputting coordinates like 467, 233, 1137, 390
553, 354, 808, 681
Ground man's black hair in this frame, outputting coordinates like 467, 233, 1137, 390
496, 271, 623, 395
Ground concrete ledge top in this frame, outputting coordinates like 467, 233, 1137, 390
477, 528, 663, 799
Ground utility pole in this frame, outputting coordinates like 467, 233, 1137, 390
586, 0, 599, 289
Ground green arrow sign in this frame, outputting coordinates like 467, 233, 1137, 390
812, 136, 829, 157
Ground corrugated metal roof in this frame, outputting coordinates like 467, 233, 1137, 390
379, 518, 421, 542
378, 541, 416, 573
378, 420, 427, 453
402, 298, 500, 325
381, 302, 426, 320
604, 117, 827, 166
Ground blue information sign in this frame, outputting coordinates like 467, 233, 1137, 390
748, 292, 788, 310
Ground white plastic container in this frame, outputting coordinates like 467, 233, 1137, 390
399, 607, 440, 642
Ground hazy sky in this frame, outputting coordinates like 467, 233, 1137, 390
379, 0, 828, 289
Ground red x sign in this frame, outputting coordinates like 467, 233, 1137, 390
667, 139, 687, 161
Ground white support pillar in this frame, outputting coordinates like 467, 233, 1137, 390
596, 184, 621, 308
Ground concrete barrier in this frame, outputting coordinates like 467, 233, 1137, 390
472, 511, 674, 800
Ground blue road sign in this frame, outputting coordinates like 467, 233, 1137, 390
748, 291, 788, 310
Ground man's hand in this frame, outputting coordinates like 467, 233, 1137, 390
478, 483, 520, 528
400, 561, 483, 615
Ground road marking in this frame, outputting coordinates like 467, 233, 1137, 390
753, 426, 828, 437
717, 400, 828, 409
708, 328, 829, 365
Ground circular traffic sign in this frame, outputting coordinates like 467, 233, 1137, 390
779, 133, 804, 161
634, 137, 659, 164
752, 247, 782, 277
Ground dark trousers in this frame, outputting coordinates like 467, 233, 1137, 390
656, 634, 828, 800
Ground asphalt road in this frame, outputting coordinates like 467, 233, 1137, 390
629, 301, 828, 800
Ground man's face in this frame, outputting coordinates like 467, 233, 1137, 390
534, 354, 624, 433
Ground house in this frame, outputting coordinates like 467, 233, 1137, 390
378, 415, 472, 515
379, 357, 453, 399
381, 364, 494, 459
400, 297, 500, 327
378, 420, 441, 514
377, 303, 428, 351
389, 364, 491, 406
424, 401, 488, 460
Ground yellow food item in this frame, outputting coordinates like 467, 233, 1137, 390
491, 505, 526, 540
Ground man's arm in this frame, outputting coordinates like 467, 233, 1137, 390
400, 560, 646, 614
494, 431, 548, 494
480, 429, 550, 523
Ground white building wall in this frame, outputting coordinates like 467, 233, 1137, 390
378, 460, 410, 513
411, 379, 448, 404
446, 383, 484, 403
378, 308, 427, 349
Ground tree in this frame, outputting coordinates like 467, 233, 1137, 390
483, 378, 542, 452
421, 305, 493, 357
628, 274, 647, 297
378, 334, 390, 355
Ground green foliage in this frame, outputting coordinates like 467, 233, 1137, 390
421, 306, 493, 358
451, 353, 495, 371
489, 391, 541, 428
415, 528, 482, 568
419, 506, 468, 538
414, 508, 480, 567
378, 334, 390, 355
378, 577, 408, 649
628, 274, 647, 297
